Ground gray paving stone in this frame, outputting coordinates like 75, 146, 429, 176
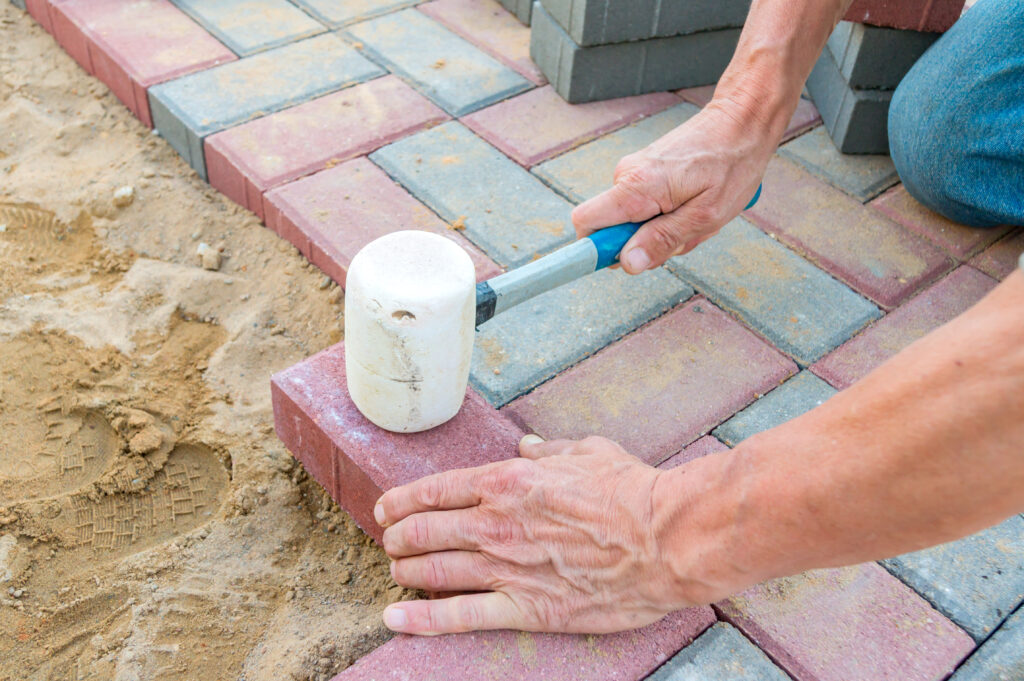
666, 219, 881, 365
779, 126, 899, 202
713, 370, 837, 445
530, 1, 739, 103
806, 45, 892, 154
949, 605, 1024, 681
826, 20, 939, 90
498, 0, 533, 24
648, 622, 790, 681
148, 34, 382, 180
291, 0, 417, 27
471, 267, 692, 406
883, 516, 1024, 642
370, 121, 576, 268
532, 101, 700, 202
169, 0, 325, 56
345, 9, 531, 116
541, 0, 751, 47
11, 0, 25, 10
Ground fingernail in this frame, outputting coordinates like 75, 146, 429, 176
383, 606, 408, 631
520, 433, 544, 446
389, 561, 397, 580
374, 499, 387, 527
622, 247, 650, 273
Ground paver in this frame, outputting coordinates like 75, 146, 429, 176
264, 157, 501, 288
882, 516, 1024, 642
291, 0, 418, 27
648, 622, 791, 681
332, 607, 716, 680
49, 0, 236, 128
667, 218, 881, 365
418, 0, 546, 85
205, 75, 447, 219
713, 371, 836, 446
497, 0, 532, 25
948, 605, 1024, 681
533, 101, 700, 202
826, 20, 938, 90
461, 85, 679, 166
717, 562, 975, 681
812, 266, 997, 389
504, 297, 796, 466
148, 34, 383, 180
658, 435, 728, 470
48, 2, 94, 75
345, 9, 531, 117
169, 0, 324, 56
539, 0, 751, 47
370, 121, 576, 268
471, 267, 693, 407
677, 87, 821, 143
746, 157, 953, 309
779, 126, 898, 202
11, 0, 26, 12
272, 342, 525, 544
968, 229, 1024, 280
530, 2, 740, 103
843, 0, 966, 32
806, 45, 893, 154
872, 185, 1014, 259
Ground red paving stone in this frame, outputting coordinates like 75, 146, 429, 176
332, 607, 716, 681
844, 0, 966, 32
870, 185, 1013, 260
716, 562, 974, 681
659, 435, 729, 470
264, 157, 502, 287
503, 297, 797, 467
418, 0, 545, 85
461, 85, 679, 166
206, 75, 448, 219
271, 342, 524, 544
25, 0, 55, 34
49, 0, 236, 128
968, 229, 1024, 280
813, 266, 998, 389
746, 157, 953, 309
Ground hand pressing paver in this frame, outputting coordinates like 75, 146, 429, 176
332, 607, 716, 681
345, 9, 531, 117
370, 121, 576, 268
667, 218, 881, 365
948, 605, 1024, 681
504, 297, 797, 466
272, 342, 525, 544
713, 371, 835, 446
264, 157, 501, 287
49, 0, 236, 128
881, 516, 1024, 643
717, 563, 975, 681
658, 435, 729, 470
462, 85, 679, 167
148, 34, 383, 180
169, 0, 324, 56
471, 267, 693, 407
779, 126, 899, 202
205, 76, 447, 219
533, 101, 700, 202
291, 0, 417, 27
419, 0, 546, 85
647, 622, 791, 681
813, 266, 996, 389
746, 157, 953, 309
844, 0, 966, 32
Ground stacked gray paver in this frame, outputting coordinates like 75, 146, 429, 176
498, 0, 534, 25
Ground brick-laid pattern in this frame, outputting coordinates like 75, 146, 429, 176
418, 0, 545, 85
169, 0, 324, 56
779, 126, 899, 202
948, 605, 1024, 681
471, 267, 693, 407
504, 298, 796, 466
806, 45, 892, 155
346, 9, 531, 117
148, 34, 383, 180
263, 157, 501, 287
825, 20, 938, 90
205, 76, 447, 220
370, 121, 576, 268
843, 0, 966, 32
462, 86, 679, 167
713, 371, 837, 446
292, 0, 418, 28
746, 157, 953, 309
717, 563, 975, 681
667, 218, 881, 365
882, 515, 1024, 643
648, 622, 791, 681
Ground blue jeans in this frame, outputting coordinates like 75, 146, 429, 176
888, 0, 1024, 227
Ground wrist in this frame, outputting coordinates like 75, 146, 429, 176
710, 50, 800, 146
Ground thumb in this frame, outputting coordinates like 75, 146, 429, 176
619, 202, 716, 273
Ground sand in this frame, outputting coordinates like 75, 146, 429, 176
0, 6, 407, 680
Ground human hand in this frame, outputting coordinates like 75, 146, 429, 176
373, 435, 696, 635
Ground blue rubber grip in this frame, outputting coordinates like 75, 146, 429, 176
587, 183, 763, 270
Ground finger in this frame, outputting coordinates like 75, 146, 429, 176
391, 550, 497, 592
571, 181, 662, 240
382, 508, 483, 558
382, 592, 521, 635
618, 199, 718, 272
518, 435, 578, 460
376, 467, 484, 528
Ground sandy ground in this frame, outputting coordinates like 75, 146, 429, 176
0, 7, 409, 680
